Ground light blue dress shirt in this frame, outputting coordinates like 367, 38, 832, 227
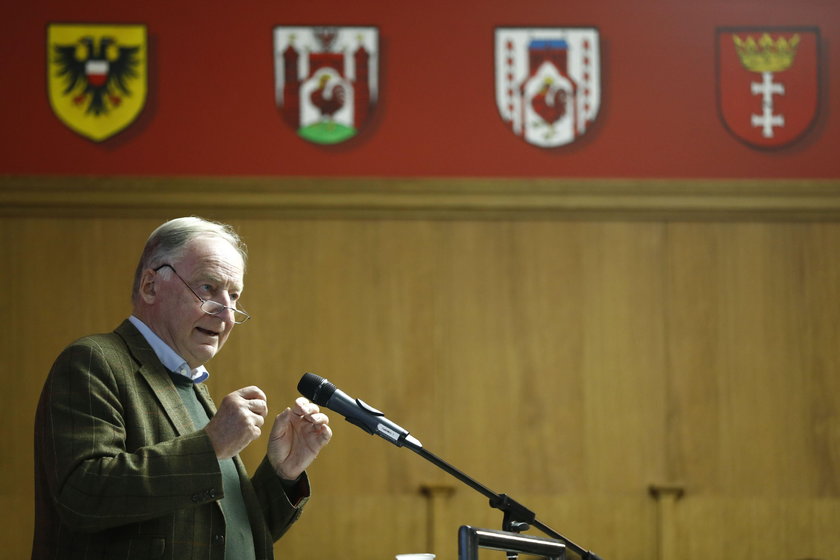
128, 315, 210, 383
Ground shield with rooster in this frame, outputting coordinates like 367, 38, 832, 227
47, 23, 147, 142
274, 26, 378, 145
495, 27, 600, 148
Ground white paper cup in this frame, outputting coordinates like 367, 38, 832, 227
396, 555, 436, 560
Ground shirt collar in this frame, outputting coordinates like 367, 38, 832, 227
128, 315, 209, 383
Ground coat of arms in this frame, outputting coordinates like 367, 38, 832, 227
47, 23, 147, 142
717, 27, 820, 149
495, 27, 601, 148
273, 26, 378, 145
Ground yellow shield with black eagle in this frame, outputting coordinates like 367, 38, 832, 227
47, 23, 147, 142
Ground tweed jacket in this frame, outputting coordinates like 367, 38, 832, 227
33, 320, 308, 559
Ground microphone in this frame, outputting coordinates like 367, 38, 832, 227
297, 372, 422, 448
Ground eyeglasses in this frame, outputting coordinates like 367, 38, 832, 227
153, 264, 251, 324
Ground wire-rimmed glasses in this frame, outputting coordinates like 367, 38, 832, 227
153, 264, 251, 324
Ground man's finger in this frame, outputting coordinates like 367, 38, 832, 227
237, 386, 267, 401
247, 398, 268, 417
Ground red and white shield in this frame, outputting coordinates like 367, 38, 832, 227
274, 26, 378, 145
717, 27, 820, 149
495, 28, 601, 148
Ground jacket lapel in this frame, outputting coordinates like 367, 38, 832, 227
195, 382, 218, 416
115, 320, 198, 436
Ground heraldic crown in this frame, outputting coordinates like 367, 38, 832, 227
733, 33, 801, 73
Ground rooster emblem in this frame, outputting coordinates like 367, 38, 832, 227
530, 78, 568, 139
310, 73, 346, 122
52, 35, 141, 115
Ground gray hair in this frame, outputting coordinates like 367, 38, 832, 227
131, 216, 248, 302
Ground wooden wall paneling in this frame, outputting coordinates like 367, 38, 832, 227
4, 176, 840, 221
666, 222, 840, 496
268, 220, 669, 560
791, 224, 840, 500
4, 178, 840, 560
208, 219, 457, 559
0, 217, 161, 558
664, 222, 840, 559
673, 498, 840, 559
2, 217, 147, 472
0, 217, 36, 557
420, 484, 457, 555
648, 485, 685, 560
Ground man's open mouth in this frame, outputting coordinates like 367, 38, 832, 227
196, 327, 219, 337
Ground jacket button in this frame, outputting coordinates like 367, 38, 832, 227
213, 534, 225, 545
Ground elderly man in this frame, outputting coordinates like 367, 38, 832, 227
33, 217, 331, 559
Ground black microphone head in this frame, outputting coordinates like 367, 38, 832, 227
297, 372, 336, 406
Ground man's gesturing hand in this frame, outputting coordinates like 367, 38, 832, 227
205, 386, 268, 460
268, 397, 332, 480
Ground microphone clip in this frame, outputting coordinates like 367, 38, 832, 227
490, 494, 535, 533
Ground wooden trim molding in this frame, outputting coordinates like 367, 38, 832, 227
2, 175, 840, 221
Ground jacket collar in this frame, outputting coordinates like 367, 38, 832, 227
114, 319, 202, 436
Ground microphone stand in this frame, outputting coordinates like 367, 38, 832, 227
400, 438, 604, 560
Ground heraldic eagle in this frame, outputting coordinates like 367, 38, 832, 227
53, 36, 141, 115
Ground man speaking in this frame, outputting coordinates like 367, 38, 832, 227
33, 216, 332, 559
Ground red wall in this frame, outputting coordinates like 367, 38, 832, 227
1, 0, 838, 178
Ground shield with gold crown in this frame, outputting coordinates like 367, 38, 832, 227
47, 23, 147, 142
717, 27, 820, 149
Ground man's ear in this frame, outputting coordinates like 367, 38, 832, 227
139, 269, 157, 303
